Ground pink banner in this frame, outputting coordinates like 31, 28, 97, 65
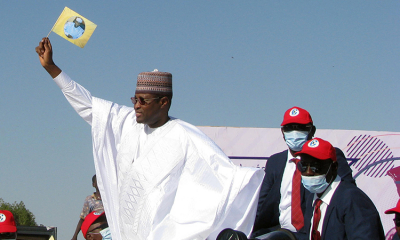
198, 126, 400, 239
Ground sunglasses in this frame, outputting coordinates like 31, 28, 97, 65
131, 96, 161, 105
282, 124, 313, 132
297, 161, 331, 174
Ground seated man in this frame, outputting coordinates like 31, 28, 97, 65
252, 107, 353, 237
296, 138, 384, 239
0, 210, 17, 240
81, 211, 111, 240
385, 199, 400, 240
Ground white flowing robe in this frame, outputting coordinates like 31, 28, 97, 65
54, 72, 264, 240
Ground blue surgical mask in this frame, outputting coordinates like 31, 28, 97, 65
283, 130, 309, 151
301, 174, 329, 193
100, 228, 112, 240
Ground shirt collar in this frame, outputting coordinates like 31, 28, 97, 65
287, 149, 300, 162
313, 175, 341, 205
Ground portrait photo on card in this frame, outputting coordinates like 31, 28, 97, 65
64, 16, 86, 39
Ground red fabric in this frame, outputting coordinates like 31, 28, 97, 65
0, 210, 16, 233
281, 106, 313, 126
291, 158, 304, 230
312, 199, 323, 240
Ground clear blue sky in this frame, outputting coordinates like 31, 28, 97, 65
1, 1, 399, 239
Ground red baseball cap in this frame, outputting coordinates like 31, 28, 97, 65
385, 199, 400, 214
81, 211, 105, 239
0, 210, 17, 233
281, 106, 313, 126
295, 138, 336, 162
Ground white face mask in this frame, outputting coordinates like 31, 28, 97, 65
100, 227, 112, 240
301, 174, 329, 193
301, 164, 332, 193
283, 130, 309, 151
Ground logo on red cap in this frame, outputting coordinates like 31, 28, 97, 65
281, 106, 313, 126
308, 139, 320, 148
289, 108, 300, 117
0, 214, 6, 222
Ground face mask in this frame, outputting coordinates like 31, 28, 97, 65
301, 174, 329, 193
100, 228, 112, 240
301, 164, 332, 193
283, 130, 309, 151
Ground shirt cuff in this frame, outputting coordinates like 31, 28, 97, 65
53, 71, 73, 89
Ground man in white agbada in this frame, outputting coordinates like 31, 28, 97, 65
36, 38, 264, 240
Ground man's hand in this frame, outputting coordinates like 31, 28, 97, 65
35, 37, 62, 78
35, 37, 53, 67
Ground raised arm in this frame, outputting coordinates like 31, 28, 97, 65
35, 37, 62, 78
35, 37, 93, 124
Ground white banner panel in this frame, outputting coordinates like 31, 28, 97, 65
198, 126, 400, 238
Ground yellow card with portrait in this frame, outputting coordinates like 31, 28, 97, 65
51, 7, 97, 48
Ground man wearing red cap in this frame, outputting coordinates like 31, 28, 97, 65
252, 106, 353, 237
385, 199, 400, 240
72, 175, 104, 240
81, 211, 111, 240
0, 210, 17, 239
296, 138, 384, 239
35, 38, 264, 240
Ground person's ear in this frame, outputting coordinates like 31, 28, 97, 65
330, 161, 338, 176
308, 125, 316, 140
160, 96, 169, 108
333, 161, 338, 170
281, 128, 286, 141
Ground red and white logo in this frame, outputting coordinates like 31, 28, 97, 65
289, 108, 300, 117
